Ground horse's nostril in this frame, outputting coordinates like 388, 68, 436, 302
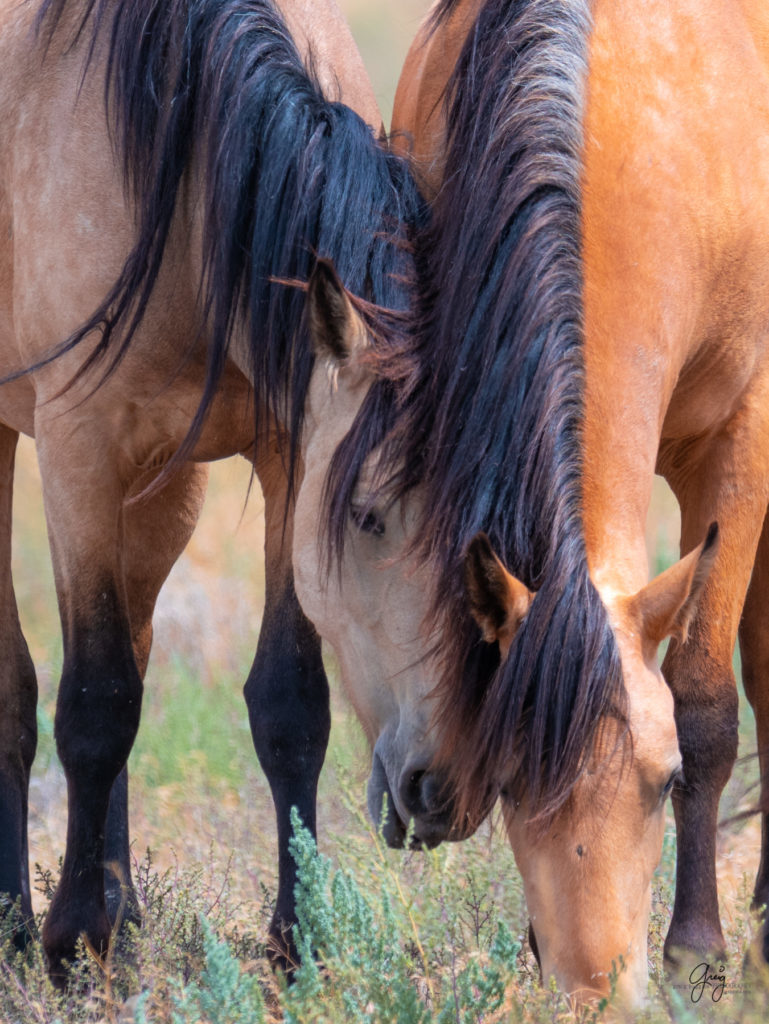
420, 772, 447, 814
399, 766, 449, 819
400, 768, 427, 816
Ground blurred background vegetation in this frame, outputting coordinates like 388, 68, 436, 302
341, 0, 432, 120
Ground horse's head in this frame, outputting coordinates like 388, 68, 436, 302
293, 260, 463, 849
464, 527, 719, 1008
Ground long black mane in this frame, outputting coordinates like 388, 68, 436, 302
332, 0, 627, 819
35, 0, 422, 478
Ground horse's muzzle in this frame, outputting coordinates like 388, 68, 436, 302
367, 752, 475, 849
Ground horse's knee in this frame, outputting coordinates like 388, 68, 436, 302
245, 657, 329, 781
663, 644, 738, 792
0, 644, 38, 772
55, 675, 142, 785
55, 609, 143, 784
674, 684, 738, 796
245, 583, 329, 777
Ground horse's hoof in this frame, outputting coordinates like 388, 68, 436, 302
663, 925, 729, 998
42, 907, 111, 988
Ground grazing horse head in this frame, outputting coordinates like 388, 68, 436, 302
295, 260, 466, 848
464, 528, 719, 1003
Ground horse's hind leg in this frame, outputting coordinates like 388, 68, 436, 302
0, 425, 37, 945
103, 462, 209, 929
246, 442, 330, 969
738, 504, 769, 964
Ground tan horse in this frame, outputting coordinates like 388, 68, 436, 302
384, 0, 769, 1008
0, 0, 446, 981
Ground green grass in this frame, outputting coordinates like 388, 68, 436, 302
130, 655, 256, 791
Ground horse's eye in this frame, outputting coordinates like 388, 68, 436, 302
351, 506, 385, 537
661, 767, 683, 801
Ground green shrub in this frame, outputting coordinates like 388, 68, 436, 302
283, 809, 521, 1024
135, 918, 267, 1024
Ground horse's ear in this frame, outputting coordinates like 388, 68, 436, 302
465, 533, 533, 659
307, 258, 364, 363
632, 522, 719, 650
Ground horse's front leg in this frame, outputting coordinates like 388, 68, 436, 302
99, 460, 209, 929
247, 446, 330, 970
660, 414, 769, 970
36, 423, 143, 982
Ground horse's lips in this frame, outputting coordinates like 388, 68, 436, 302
366, 749, 408, 848
366, 749, 459, 850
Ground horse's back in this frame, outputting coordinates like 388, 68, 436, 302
584, 0, 769, 439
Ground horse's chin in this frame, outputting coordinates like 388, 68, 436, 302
366, 750, 467, 850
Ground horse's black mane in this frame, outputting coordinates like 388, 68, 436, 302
35, 0, 422, 480
331, 0, 627, 819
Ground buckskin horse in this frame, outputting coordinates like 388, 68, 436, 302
0, 0, 451, 980
366, 0, 769, 1007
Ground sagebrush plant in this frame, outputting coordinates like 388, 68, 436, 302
284, 808, 522, 1024
135, 918, 268, 1024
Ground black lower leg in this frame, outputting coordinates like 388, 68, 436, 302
43, 589, 143, 982
0, 635, 38, 947
103, 767, 140, 929
663, 654, 738, 966
245, 580, 329, 969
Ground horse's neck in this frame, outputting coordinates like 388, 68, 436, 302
279, 0, 382, 132
579, 334, 663, 599
580, 0, 769, 598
